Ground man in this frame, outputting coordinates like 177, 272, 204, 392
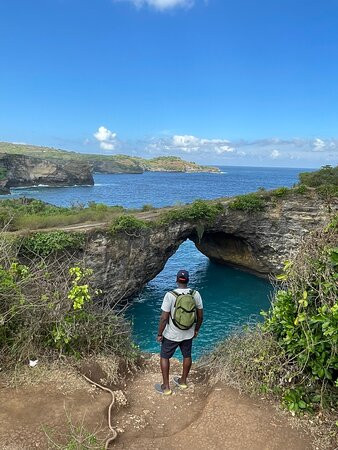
156, 269, 203, 395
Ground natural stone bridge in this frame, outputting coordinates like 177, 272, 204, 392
80, 193, 335, 302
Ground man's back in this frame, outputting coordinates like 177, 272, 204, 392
161, 288, 203, 342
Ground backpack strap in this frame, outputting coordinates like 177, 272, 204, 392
170, 290, 180, 297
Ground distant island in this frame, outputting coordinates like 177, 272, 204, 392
0, 142, 220, 194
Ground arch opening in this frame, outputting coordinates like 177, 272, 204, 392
128, 239, 272, 358
190, 231, 266, 275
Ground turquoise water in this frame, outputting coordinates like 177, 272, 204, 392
128, 240, 272, 359
4, 165, 305, 357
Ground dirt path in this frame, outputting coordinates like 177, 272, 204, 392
0, 358, 312, 450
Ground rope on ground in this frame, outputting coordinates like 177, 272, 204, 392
82, 374, 118, 449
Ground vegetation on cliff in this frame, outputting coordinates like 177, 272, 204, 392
202, 221, 337, 444
299, 165, 338, 188
0, 235, 138, 368
0, 198, 126, 230
110, 214, 150, 236
0, 142, 219, 174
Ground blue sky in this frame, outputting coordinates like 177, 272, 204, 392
0, 0, 337, 167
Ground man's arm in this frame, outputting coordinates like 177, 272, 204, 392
194, 308, 203, 338
157, 311, 170, 342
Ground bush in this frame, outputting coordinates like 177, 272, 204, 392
228, 193, 265, 212
271, 187, 290, 197
263, 230, 337, 384
141, 204, 155, 212
110, 215, 149, 236
21, 231, 85, 257
0, 240, 138, 368
202, 226, 337, 416
0, 167, 7, 180
299, 165, 338, 187
160, 199, 224, 224
200, 328, 289, 396
315, 184, 338, 211
295, 184, 309, 195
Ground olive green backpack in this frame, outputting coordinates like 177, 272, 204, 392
170, 289, 197, 330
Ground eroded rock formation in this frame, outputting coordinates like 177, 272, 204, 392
82, 194, 336, 301
0, 154, 94, 190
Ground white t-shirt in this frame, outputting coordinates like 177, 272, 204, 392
161, 288, 203, 342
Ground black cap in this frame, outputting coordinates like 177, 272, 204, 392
176, 269, 189, 282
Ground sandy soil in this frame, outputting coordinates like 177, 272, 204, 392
0, 357, 313, 450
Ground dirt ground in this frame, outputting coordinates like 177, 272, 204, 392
0, 357, 314, 450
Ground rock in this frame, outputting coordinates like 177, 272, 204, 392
83, 193, 336, 301
90, 158, 143, 174
0, 153, 94, 190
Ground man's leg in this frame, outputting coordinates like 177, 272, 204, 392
181, 356, 192, 384
160, 337, 179, 392
178, 339, 193, 385
160, 357, 170, 390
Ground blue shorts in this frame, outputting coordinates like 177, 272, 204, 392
160, 337, 193, 359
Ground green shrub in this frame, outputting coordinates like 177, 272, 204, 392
0, 167, 7, 181
299, 165, 338, 187
0, 250, 138, 367
315, 183, 338, 205
160, 199, 224, 224
141, 204, 155, 212
110, 215, 149, 236
295, 184, 309, 195
202, 227, 337, 419
228, 193, 265, 212
22, 231, 85, 257
263, 236, 337, 384
271, 187, 290, 197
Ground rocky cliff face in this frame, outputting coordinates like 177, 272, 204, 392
90, 159, 143, 174
0, 154, 94, 190
82, 193, 336, 302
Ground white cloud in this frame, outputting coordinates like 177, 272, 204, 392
270, 149, 280, 159
116, 0, 193, 11
313, 138, 326, 152
171, 135, 234, 154
312, 138, 337, 152
93, 126, 118, 151
100, 141, 115, 150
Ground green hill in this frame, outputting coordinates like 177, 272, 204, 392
0, 142, 220, 174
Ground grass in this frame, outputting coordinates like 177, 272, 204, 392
0, 199, 126, 230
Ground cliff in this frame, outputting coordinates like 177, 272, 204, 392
135, 156, 220, 173
0, 142, 220, 174
0, 153, 94, 191
78, 192, 336, 302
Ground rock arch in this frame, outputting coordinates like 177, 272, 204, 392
84, 193, 333, 302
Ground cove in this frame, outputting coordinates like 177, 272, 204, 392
128, 240, 272, 359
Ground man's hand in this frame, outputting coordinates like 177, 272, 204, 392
157, 311, 169, 343
194, 330, 199, 339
